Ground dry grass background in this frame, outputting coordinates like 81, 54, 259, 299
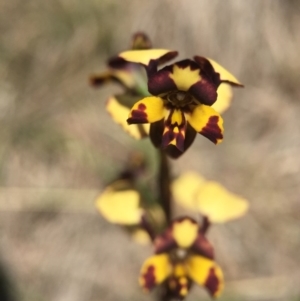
0, 0, 300, 300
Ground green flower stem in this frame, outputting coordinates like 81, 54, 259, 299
158, 149, 172, 224
157, 150, 173, 301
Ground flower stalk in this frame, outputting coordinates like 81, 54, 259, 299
158, 149, 172, 224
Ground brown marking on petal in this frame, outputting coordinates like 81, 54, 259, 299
154, 228, 176, 254
175, 59, 200, 71
162, 127, 185, 152
191, 234, 215, 260
89, 75, 105, 86
141, 265, 156, 290
146, 51, 178, 79
157, 51, 178, 65
161, 110, 187, 152
205, 267, 220, 296
165, 124, 196, 159
199, 116, 223, 144
163, 130, 184, 152
149, 59, 201, 96
194, 56, 221, 87
189, 79, 218, 106
89, 73, 129, 90
138, 103, 146, 110
127, 103, 148, 124
148, 68, 177, 96
166, 276, 192, 300
162, 128, 175, 148
107, 56, 129, 69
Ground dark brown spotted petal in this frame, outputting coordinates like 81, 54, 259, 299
156, 51, 178, 66
199, 115, 223, 144
107, 96, 149, 140
148, 59, 200, 96
89, 72, 123, 88
189, 79, 219, 106
191, 233, 214, 260
107, 56, 129, 69
154, 227, 177, 254
186, 255, 224, 298
90, 66, 140, 91
165, 124, 196, 159
149, 59, 219, 105
175, 59, 219, 105
195, 56, 243, 87
150, 116, 197, 159
166, 276, 193, 300
127, 96, 165, 124
161, 109, 187, 152
204, 266, 224, 297
148, 65, 177, 96
139, 254, 171, 291
193, 56, 221, 86
162, 128, 185, 153
188, 105, 224, 144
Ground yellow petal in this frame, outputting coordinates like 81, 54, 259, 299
208, 58, 242, 86
89, 71, 112, 87
187, 255, 224, 297
196, 181, 249, 223
106, 96, 149, 139
139, 254, 171, 291
112, 69, 136, 88
95, 182, 143, 225
90, 69, 136, 89
187, 105, 224, 144
172, 218, 198, 248
127, 96, 165, 124
172, 171, 206, 210
212, 83, 233, 114
169, 63, 201, 91
119, 49, 177, 66
131, 229, 151, 245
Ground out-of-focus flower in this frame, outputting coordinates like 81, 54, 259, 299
95, 179, 144, 225
95, 151, 166, 244
172, 171, 249, 223
139, 217, 223, 299
90, 32, 153, 139
95, 177, 155, 245
117, 49, 242, 158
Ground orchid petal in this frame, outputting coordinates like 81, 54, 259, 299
127, 96, 165, 124
187, 255, 224, 297
188, 105, 224, 144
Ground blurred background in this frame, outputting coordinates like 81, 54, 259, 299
0, 0, 300, 300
